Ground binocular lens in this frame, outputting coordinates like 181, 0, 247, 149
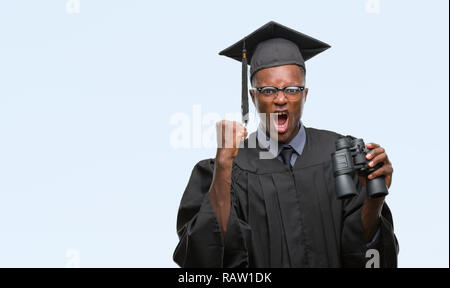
367, 177, 389, 198
335, 174, 358, 199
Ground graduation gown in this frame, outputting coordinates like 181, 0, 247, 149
173, 127, 399, 268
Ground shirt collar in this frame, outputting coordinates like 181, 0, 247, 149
256, 121, 307, 157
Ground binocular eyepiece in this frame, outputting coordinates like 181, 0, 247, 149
331, 137, 389, 200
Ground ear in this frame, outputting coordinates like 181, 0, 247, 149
304, 88, 309, 103
249, 89, 256, 105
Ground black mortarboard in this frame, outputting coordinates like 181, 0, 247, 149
219, 21, 331, 126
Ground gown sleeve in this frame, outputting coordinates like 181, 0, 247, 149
340, 176, 399, 268
172, 159, 252, 268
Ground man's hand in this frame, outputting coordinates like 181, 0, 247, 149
215, 120, 247, 164
359, 142, 394, 189
359, 142, 394, 242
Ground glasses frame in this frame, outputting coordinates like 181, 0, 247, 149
251, 85, 305, 100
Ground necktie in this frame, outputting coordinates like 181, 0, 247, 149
280, 146, 294, 169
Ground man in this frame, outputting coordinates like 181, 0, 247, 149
173, 21, 398, 268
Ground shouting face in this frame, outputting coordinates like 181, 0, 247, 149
250, 64, 309, 144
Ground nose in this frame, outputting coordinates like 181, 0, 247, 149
273, 90, 288, 105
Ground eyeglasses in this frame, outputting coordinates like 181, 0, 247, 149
252, 86, 305, 100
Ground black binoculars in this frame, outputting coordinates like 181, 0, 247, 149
331, 137, 389, 199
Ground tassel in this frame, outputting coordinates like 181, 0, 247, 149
241, 43, 249, 127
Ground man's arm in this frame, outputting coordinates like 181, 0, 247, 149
362, 196, 384, 242
209, 120, 247, 238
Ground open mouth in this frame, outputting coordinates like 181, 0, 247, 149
273, 111, 289, 134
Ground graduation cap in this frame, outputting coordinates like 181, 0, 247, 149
219, 21, 331, 127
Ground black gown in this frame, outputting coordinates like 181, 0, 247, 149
173, 127, 399, 268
